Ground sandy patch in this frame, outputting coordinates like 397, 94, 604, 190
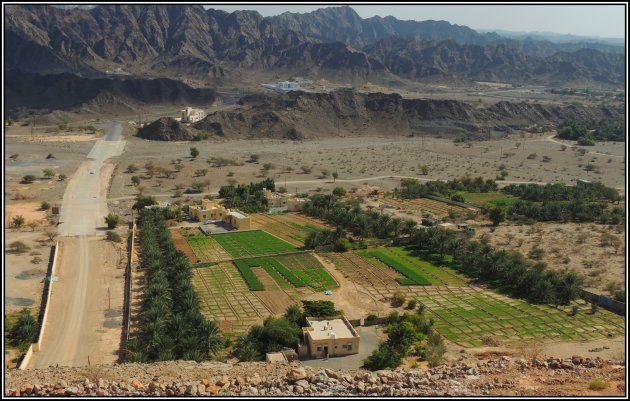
6, 134, 98, 142
5, 202, 48, 226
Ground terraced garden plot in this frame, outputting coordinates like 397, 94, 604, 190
211, 230, 298, 258
191, 263, 270, 333
386, 197, 469, 217
326, 252, 404, 290
185, 234, 231, 263
250, 214, 313, 246
409, 286, 625, 348
378, 246, 467, 286
251, 267, 296, 314
238, 254, 338, 292
358, 249, 431, 285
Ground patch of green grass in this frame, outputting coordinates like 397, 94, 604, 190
233, 259, 265, 291
358, 249, 432, 285
412, 288, 625, 347
212, 230, 297, 258
461, 192, 518, 207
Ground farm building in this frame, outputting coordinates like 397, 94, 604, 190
299, 316, 360, 359
188, 199, 251, 229
181, 106, 205, 123
263, 188, 307, 212
437, 222, 457, 232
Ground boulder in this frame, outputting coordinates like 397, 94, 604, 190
287, 367, 307, 382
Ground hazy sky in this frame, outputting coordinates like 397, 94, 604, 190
205, 4, 626, 38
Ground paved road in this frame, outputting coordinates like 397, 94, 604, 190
28, 122, 125, 369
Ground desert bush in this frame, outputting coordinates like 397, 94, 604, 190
104, 213, 120, 229
11, 215, 25, 229
9, 241, 30, 254
588, 379, 610, 390
392, 291, 406, 307
106, 231, 122, 243
22, 175, 37, 184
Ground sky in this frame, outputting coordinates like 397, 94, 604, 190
204, 4, 626, 39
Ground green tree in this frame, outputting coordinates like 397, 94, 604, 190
9, 309, 39, 346
104, 213, 120, 229
284, 305, 303, 327
489, 206, 506, 226
333, 237, 351, 252
423, 332, 446, 367
133, 194, 158, 210
190, 147, 200, 159
302, 300, 339, 317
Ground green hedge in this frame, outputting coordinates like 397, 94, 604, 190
233, 260, 265, 291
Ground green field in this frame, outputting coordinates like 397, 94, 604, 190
211, 230, 298, 258
412, 287, 625, 347
186, 234, 231, 263
461, 192, 518, 207
357, 246, 465, 286
235, 253, 338, 292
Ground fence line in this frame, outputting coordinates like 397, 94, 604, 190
19, 241, 60, 370
579, 289, 625, 316
121, 223, 136, 352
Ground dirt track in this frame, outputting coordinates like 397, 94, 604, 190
26, 122, 126, 369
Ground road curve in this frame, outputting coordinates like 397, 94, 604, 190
27, 122, 125, 369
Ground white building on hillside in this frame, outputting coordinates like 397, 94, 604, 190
181, 107, 205, 123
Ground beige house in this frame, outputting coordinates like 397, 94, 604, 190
299, 316, 360, 358
263, 188, 307, 212
181, 107, 205, 123
188, 199, 251, 229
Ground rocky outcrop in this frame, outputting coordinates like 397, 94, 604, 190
191, 89, 621, 140
4, 356, 624, 397
137, 117, 197, 141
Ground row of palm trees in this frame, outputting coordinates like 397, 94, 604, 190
410, 227, 582, 305
303, 194, 417, 240
302, 194, 582, 305
125, 208, 223, 362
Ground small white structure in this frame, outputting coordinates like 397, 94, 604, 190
181, 107, 205, 123
261, 81, 302, 92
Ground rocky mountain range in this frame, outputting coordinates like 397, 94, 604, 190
136, 89, 621, 141
4, 5, 625, 87
4, 70, 217, 117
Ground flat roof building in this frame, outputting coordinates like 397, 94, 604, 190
299, 316, 360, 359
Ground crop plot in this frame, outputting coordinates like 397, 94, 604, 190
211, 230, 297, 258
408, 286, 625, 347
185, 233, 232, 263
237, 253, 338, 292
326, 252, 404, 299
250, 213, 329, 245
376, 246, 466, 286
191, 263, 270, 333
274, 253, 339, 291
386, 197, 469, 217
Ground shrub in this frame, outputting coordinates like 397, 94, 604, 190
423, 332, 446, 367
9, 241, 30, 254
569, 305, 579, 316
250, 154, 260, 163
106, 231, 122, 243
366, 314, 378, 322
46, 153, 55, 159
392, 291, 406, 307
407, 299, 417, 310
22, 175, 37, 184
333, 237, 351, 252
332, 187, 346, 197
588, 379, 610, 390
40, 201, 51, 210
11, 215, 25, 229
104, 213, 120, 229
